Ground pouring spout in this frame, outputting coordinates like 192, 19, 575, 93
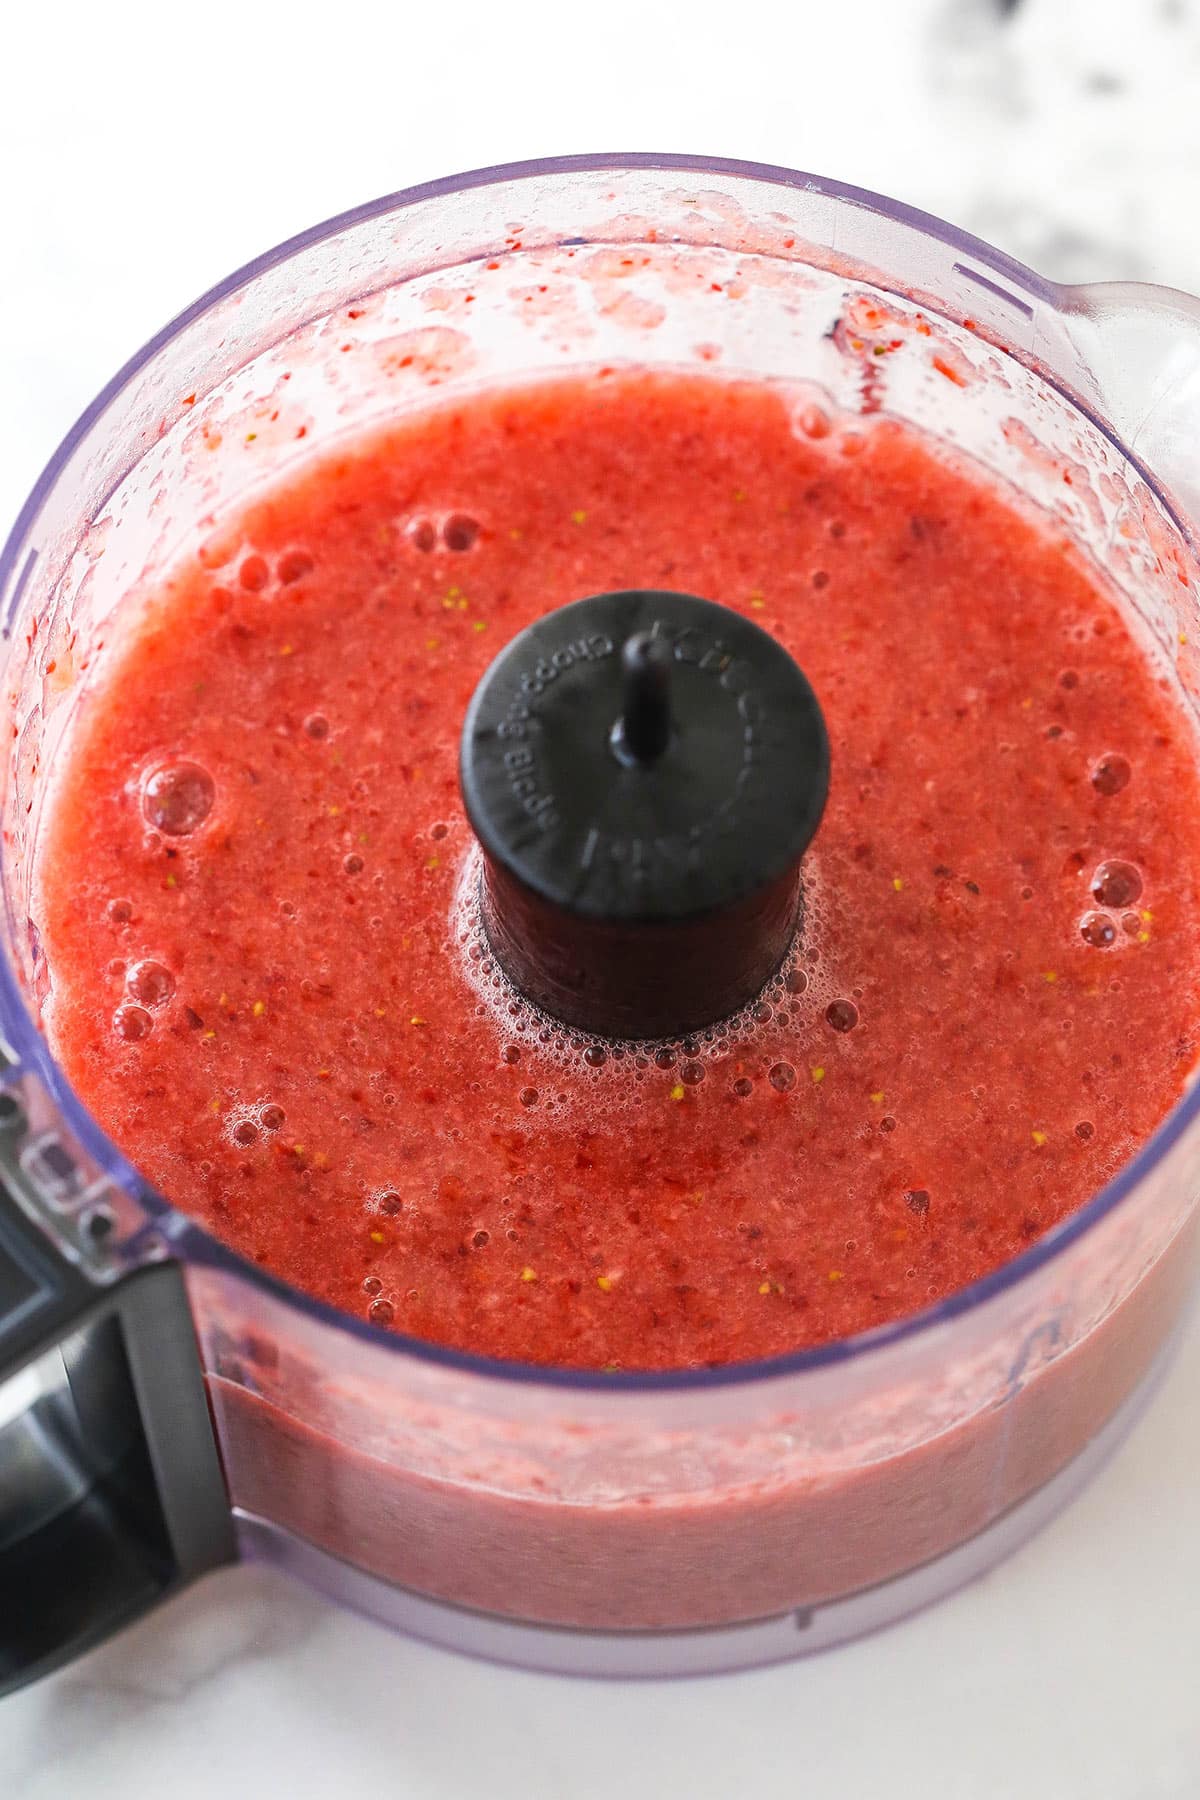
1059, 281, 1200, 531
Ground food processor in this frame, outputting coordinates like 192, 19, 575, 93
3, 153, 1200, 1692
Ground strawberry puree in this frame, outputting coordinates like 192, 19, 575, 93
35, 369, 1200, 1372
202, 1211, 1199, 1629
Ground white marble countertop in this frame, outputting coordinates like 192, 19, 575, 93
4, 0, 1200, 1793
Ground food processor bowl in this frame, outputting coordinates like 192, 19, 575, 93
3, 155, 1200, 1687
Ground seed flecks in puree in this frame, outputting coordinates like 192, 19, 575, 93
35, 371, 1200, 1368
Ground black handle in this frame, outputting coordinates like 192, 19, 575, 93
0, 1088, 234, 1695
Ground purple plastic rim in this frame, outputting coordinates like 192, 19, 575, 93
1, 151, 1195, 1397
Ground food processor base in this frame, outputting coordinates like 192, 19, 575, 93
234, 1328, 1175, 1679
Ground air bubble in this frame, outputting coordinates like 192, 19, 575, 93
1080, 912, 1116, 949
1091, 860, 1143, 908
363, 1275, 382, 1295
107, 898, 133, 924
232, 1120, 258, 1147
752, 1002, 772, 1024
1075, 1121, 1095, 1142
733, 1077, 753, 1097
126, 959, 175, 1007
407, 518, 437, 552
239, 554, 270, 591
142, 760, 215, 835
654, 1048, 677, 1069
343, 853, 364, 875
430, 822, 449, 840
583, 1045, 606, 1068
472, 1229, 490, 1248
769, 1062, 796, 1092
378, 1192, 402, 1215
304, 714, 329, 739
502, 1045, 521, 1064
1091, 754, 1131, 797
443, 513, 480, 552
369, 1298, 395, 1326
825, 998, 858, 1032
277, 549, 314, 585
519, 1088, 539, 1107
681, 1059, 705, 1085
796, 404, 832, 439
785, 968, 808, 996
113, 1003, 152, 1042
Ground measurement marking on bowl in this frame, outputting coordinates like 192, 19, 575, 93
952, 263, 1035, 320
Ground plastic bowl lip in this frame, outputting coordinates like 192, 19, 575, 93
1, 149, 1194, 1399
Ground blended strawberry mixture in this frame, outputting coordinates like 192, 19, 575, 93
35, 370, 1200, 1371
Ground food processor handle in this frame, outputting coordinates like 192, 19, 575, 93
1060, 281, 1200, 530
0, 1111, 234, 1695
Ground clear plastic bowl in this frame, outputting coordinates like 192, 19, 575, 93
3, 155, 1200, 1676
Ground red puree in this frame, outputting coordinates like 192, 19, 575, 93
37, 371, 1200, 1372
